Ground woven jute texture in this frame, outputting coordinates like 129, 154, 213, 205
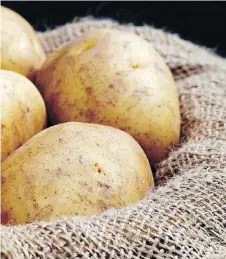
1, 18, 226, 259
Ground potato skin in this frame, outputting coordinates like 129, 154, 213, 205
1, 6, 46, 79
1, 122, 154, 225
1, 70, 46, 161
37, 29, 181, 163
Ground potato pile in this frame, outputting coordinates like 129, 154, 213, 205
1, 7, 180, 225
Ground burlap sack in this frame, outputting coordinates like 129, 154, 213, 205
1, 18, 226, 259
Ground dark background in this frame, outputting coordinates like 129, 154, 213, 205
2, 1, 226, 57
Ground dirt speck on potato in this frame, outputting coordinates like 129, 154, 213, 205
85, 87, 92, 95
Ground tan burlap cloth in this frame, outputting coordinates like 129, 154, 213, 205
1, 18, 226, 259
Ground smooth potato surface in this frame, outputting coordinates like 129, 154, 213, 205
1, 6, 46, 79
1, 70, 46, 161
1, 122, 154, 225
37, 29, 181, 163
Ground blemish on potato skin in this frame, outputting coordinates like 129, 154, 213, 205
108, 84, 114, 89
56, 79, 62, 86
85, 87, 92, 95
77, 181, 88, 187
131, 64, 139, 69
79, 155, 84, 165
28, 65, 34, 74
1, 211, 9, 224
97, 181, 110, 189
86, 109, 95, 121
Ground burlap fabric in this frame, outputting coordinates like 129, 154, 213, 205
1, 18, 226, 259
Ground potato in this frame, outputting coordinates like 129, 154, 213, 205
1, 6, 46, 79
36, 29, 181, 163
1, 70, 46, 162
1, 122, 154, 225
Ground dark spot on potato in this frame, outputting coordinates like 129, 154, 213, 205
85, 87, 92, 95
56, 79, 62, 86
86, 109, 95, 121
1, 211, 9, 224
2, 177, 6, 185
97, 181, 110, 189
94, 163, 107, 176
79, 155, 84, 165
108, 101, 116, 107
100, 204, 110, 211
120, 127, 127, 132
26, 107, 30, 113
58, 138, 63, 143
1, 124, 6, 130
45, 197, 47, 199
78, 181, 88, 187
28, 65, 34, 73
78, 66, 85, 73
108, 84, 114, 89
131, 64, 139, 69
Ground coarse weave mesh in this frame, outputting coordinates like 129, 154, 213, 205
1, 18, 226, 259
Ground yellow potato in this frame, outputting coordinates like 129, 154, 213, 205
1, 6, 46, 79
1, 70, 46, 161
37, 29, 181, 163
1, 122, 154, 225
